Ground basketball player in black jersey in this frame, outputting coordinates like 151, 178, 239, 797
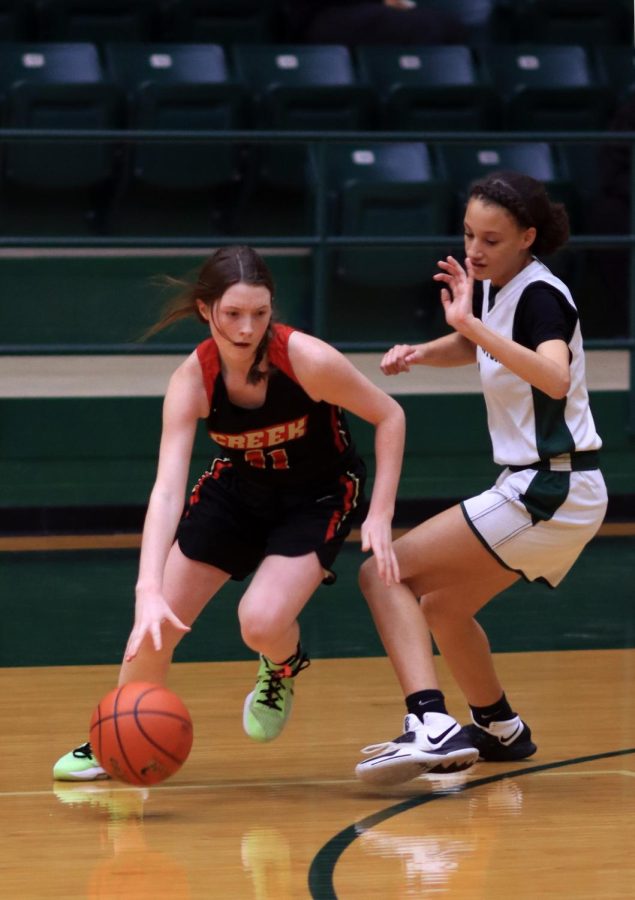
53, 244, 407, 781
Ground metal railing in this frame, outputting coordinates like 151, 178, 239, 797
1, 126, 634, 428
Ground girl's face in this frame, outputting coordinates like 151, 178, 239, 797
197, 282, 272, 359
463, 197, 537, 287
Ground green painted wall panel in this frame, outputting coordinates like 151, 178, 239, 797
0, 253, 311, 346
1, 536, 633, 668
1, 392, 633, 507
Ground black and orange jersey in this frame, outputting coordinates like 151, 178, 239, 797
196, 324, 359, 487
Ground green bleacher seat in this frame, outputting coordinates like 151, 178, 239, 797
436, 140, 579, 230
104, 42, 245, 192
0, 42, 122, 233
356, 44, 501, 131
319, 141, 450, 286
103, 41, 248, 234
478, 43, 614, 131
438, 139, 586, 297
232, 43, 374, 192
309, 141, 452, 343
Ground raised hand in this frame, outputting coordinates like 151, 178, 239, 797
433, 256, 476, 335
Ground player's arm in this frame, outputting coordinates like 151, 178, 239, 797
288, 332, 405, 586
473, 332, 571, 398
436, 257, 571, 399
381, 332, 477, 375
126, 355, 207, 659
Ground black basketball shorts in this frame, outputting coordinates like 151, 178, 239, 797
176, 456, 367, 581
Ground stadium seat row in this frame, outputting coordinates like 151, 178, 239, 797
0, 41, 629, 152
0, 40, 631, 139
0, 41, 626, 241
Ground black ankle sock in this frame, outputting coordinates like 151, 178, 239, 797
272, 643, 302, 667
271, 644, 310, 677
470, 693, 516, 727
406, 689, 448, 720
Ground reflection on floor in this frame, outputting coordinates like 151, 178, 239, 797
2, 653, 634, 898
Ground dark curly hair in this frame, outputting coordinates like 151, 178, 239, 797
145, 245, 276, 385
468, 170, 570, 257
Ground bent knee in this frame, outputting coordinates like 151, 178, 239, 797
239, 606, 279, 650
420, 594, 468, 628
359, 556, 382, 598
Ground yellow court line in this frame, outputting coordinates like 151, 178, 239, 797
0, 522, 632, 553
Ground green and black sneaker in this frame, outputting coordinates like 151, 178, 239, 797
242, 651, 310, 742
53, 741, 110, 781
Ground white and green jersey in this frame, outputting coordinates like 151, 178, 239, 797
476, 258, 602, 467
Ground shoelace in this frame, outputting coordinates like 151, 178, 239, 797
257, 672, 286, 710
256, 654, 311, 710
72, 742, 93, 760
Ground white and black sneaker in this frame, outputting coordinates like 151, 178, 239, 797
355, 712, 480, 786
461, 714, 537, 762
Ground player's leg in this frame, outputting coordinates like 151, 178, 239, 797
239, 462, 365, 743
360, 504, 517, 693
356, 505, 531, 784
238, 551, 324, 661
119, 541, 230, 686
419, 579, 537, 764
239, 551, 324, 742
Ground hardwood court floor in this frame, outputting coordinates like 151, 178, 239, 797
1, 651, 634, 899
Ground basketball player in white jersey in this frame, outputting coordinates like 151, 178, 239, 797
356, 170, 608, 785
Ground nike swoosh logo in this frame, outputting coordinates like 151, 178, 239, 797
427, 725, 456, 746
500, 723, 523, 744
369, 751, 411, 765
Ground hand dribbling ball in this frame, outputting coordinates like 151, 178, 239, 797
90, 682, 193, 786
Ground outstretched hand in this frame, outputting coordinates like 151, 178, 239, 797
124, 590, 191, 662
380, 343, 424, 375
360, 515, 400, 587
433, 256, 476, 335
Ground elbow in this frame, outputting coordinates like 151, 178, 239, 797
391, 401, 406, 435
374, 397, 406, 443
546, 375, 571, 401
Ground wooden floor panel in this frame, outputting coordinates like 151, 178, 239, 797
1, 652, 634, 898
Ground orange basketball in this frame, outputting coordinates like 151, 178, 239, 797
89, 682, 193, 786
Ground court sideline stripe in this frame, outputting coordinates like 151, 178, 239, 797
308, 747, 635, 900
